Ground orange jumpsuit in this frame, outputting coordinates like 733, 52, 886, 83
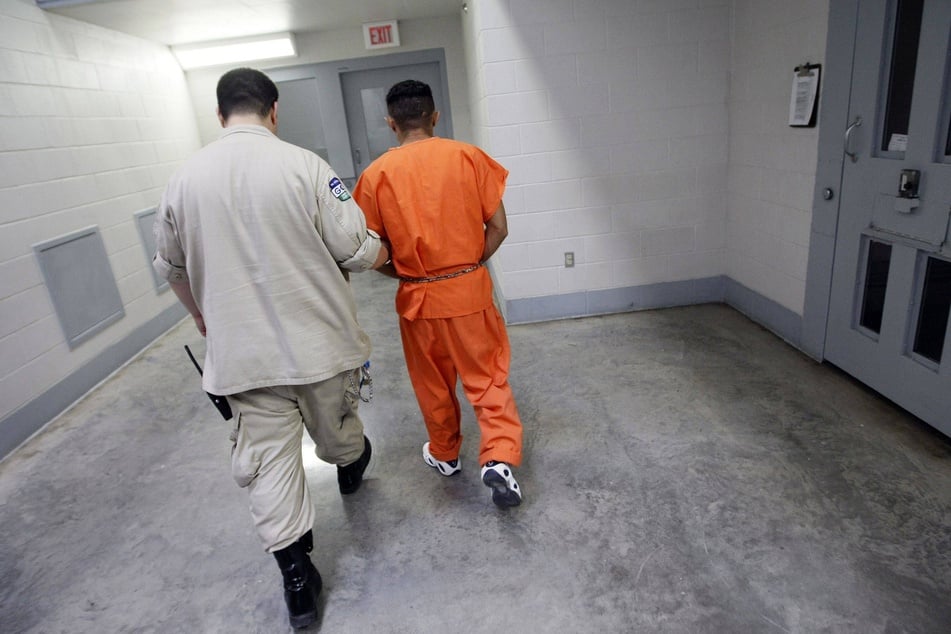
353, 136, 522, 467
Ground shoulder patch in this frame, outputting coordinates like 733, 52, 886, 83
329, 177, 352, 201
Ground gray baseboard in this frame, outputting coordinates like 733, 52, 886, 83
722, 278, 803, 348
506, 276, 728, 324
506, 275, 803, 350
0, 303, 187, 462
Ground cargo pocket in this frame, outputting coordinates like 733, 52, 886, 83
229, 412, 260, 488
341, 368, 360, 417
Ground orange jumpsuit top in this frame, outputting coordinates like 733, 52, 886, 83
353, 136, 509, 320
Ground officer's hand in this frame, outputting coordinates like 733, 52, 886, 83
193, 314, 206, 337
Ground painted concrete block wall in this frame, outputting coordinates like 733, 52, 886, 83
461, 0, 508, 307
727, 0, 829, 315
462, 0, 730, 304
461, 0, 491, 145
0, 0, 200, 424
184, 16, 471, 152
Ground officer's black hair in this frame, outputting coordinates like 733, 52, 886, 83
216, 67, 279, 120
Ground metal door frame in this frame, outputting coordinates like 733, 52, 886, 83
267, 48, 452, 181
802, 0, 864, 361
340, 59, 451, 182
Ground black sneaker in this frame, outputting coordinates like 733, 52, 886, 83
481, 461, 522, 507
337, 436, 372, 494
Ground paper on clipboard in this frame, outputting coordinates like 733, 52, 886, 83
789, 66, 820, 126
887, 134, 908, 152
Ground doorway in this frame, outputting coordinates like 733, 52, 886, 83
341, 61, 451, 184
266, 49, 453, 188
821, 0, 951, 434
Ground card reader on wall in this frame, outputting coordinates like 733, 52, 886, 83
899, 169, 920, 199
895, 169, 920, 214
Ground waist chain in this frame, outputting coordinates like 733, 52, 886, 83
399, 263, 482, 284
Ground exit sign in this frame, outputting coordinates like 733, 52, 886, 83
363, 20, 400, 49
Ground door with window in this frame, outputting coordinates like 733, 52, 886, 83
826, 0, 951, 433
340, 62, 451, 185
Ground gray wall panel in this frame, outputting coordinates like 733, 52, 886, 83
33, 226, 125, 348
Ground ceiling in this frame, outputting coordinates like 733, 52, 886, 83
37, 0, 464, 47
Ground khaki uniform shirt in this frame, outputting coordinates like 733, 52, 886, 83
153, 125, 381, 395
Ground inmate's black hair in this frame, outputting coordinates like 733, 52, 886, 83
386, 79, 436, 130
216, 67, 279, 120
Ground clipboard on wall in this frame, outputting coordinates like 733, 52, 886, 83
789, 63, 821, 127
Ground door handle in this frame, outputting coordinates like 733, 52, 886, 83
354, 148, 362, 165
844, 116, 862, 163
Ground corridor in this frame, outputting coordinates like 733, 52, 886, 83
1, 272, 949, 633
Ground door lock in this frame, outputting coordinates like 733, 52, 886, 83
898, 169, 920, 198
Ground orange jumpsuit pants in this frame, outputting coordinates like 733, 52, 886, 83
399, 305, 522, 468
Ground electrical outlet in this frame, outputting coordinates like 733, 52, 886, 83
564, 252, 575, 268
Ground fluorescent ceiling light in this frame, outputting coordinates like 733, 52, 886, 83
35, 1, 103, 7
172, 33, 297, 70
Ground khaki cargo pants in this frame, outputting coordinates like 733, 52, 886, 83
227, 367, 366, 553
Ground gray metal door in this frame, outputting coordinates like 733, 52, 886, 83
274, 77, 330, 162
340, 62, 450, 184
826, 0, 951, 434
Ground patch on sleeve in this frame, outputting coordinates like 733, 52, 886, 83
329, 177, 352, 201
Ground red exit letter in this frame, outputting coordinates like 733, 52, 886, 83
363, 20, 399, 49
370, 25, 391, 45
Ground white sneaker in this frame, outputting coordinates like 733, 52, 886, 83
422, 442, 461, 476
481, 461, 522, 507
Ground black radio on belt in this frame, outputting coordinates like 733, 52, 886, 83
184, 345, 233, 420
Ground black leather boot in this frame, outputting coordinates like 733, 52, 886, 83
337, 436, 372, 494
273, 531, 322, 629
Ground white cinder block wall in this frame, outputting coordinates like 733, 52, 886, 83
727, 0, 829, 315
463, 0, 731, 307
0, 0, 200, 426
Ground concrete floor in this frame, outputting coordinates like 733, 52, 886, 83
1, 272, 950, 634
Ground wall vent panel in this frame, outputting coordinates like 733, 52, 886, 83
33, 226, 125, 348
